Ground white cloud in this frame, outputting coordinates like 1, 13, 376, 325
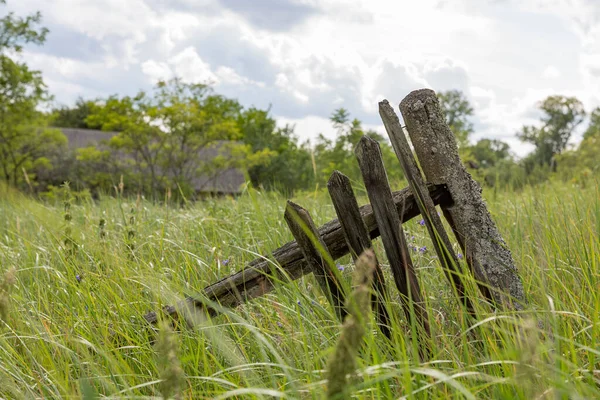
276, 115, 336, 144
542, 65, 561, 79
10, 0, 600, 155
168, 46, 219, 84
141, 60, 173, 82
141, 49, 267, 88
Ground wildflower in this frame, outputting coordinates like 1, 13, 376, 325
457, 253, 463, 260
419, 246, 427, 253
410, 236, 415, 241
418, 219, 425, 226
277, 321, 283, 328
222, 258, 230, 266
76, 274, 82, 283
336, 263, 344, 272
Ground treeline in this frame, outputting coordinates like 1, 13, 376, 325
1, 2, 598, 201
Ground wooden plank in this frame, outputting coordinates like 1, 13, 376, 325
355, 135, 431, 354
327, 170, 392, 338
399, 88, 526, 311
379, 100, 474, 315
284, 201, 347, 321
143, 184, 452, 324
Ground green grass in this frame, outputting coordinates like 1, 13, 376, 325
0, 179, 598, 399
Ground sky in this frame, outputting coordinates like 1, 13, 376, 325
6, 0, 600, 157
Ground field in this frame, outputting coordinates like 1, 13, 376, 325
0, 179, 599, 399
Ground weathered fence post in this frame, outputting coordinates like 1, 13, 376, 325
355, 136, 431, 358
399, 89, 526, 311
379, 100, 474, 315
327, 170, 392, 338
284, 201, 347, 321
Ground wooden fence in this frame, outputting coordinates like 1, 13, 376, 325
143, 89, 527, 355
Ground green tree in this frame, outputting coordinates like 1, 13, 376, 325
86, 91, 165, 194
555, 108, 600, 182
470, 138, 511, 168
312, 108, 403, 186
50, 97, 103, 129
518, 95, 585, 169
238, 106, 312, 193
437, 90, 474, 149
0, 1, 66, 187
583, 107, 600, 140
87, 78, 273, 197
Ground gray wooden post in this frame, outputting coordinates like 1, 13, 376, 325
399, 88, 526, 311
284, 201, 348, 321
379, 100, 474, 315
327, 170, 392, 338
355, 136, 431, 359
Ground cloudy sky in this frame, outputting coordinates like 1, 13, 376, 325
6, 0, 600, 156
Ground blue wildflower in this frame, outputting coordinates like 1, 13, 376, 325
76, 274, 82, 283
336, 263, 344, 272
277, 321, 283, 328
419, 246, 427, 253
222, 258, 230, 266
410, 236, 415, 241
457, 253, 463, 260
418, 219, 425, 226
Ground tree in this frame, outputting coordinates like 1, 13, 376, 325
517, 95, 585, 169
87, 78, 273, 197
312, 108, 403, 186
583, 107, 600, 140
470, 138, 511, 168
238, 106, 312, 193
555, 108, 600, 182
86, 91, 166, 194
0, 1, 66, 187
437, 90, 474, 149
50, 97, 103, 129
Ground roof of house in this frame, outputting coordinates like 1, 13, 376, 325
57, 127, 246, 194
60, 127, 116, 149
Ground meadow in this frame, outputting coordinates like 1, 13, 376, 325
0, 178, 598, 399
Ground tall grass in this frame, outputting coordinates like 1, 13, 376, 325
0, 179, 598, 399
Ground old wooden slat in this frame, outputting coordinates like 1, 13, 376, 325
399, 88, 526, 311
379, 100, 474, 315
355, 135, 431, 352
284, 201, 347, 321
327, 170, 392, 337
143, 184, 452, 325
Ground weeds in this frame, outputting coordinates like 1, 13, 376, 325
0, 179, 597, 398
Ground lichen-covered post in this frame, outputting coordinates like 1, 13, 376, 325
399, 89, 526, 311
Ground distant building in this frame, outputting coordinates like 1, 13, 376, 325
58, 127, 246, 196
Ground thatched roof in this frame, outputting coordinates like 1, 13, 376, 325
57, 128, 246, 195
